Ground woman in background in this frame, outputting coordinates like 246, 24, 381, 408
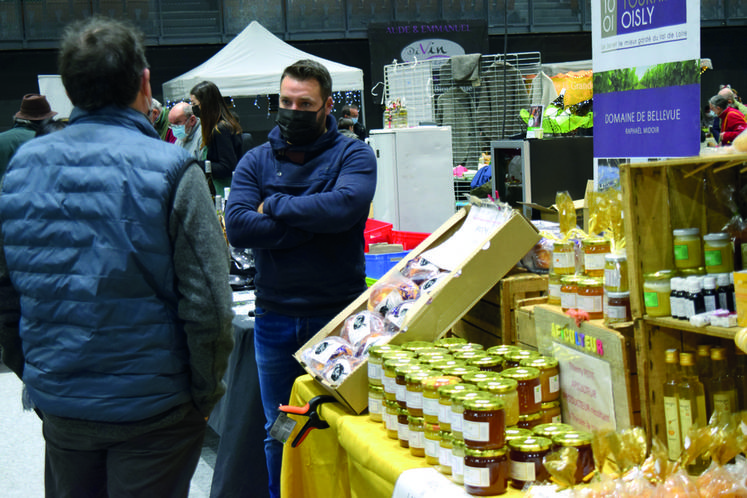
190, 80, 243, 193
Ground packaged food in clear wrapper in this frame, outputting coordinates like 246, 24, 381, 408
368, 273, 420, 316
384, 300, 417, 333
322, 355, 362, 387
356, 330, 397, 358
401, 256, 442, 285
340, 310, 386, 351
299, 336, 354, 372
420, 271, 450, 295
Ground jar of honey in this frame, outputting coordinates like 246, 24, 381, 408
454, 350, 489, 362
552, 430, 594, 484
508, 436, 553, 489
604, 252, 628, 292
430, 359, 467, 371
582, 237, 611, 278
450, 390, 484, 441
643, 270, 674, 317
405, 370, 439, 417
467, 354, 504, 373
397, 405, 410, 448
548, 272, 562, 305
553, 240, 576, 275
560, 276, 582, 311
368, 383, 384, 422
503, 349, 541, 369
401, 340, 437, 353
408, 415, 426, 457
477, 377, 520, 427
451, 438, 466, 485
438, 430, 454, 475
673, 228, 703, 270
424, 421, 441, 465
539, 400, 562, 424
505, 427, 534, 443
605, 291, 631, 325
435, 336, 468, 349
487, 344, 521, 356
416, 347, 448, 358
442, 365, 480, 380
519, 356, 560, 402
532, 422, 574, 440
394, 364, 427, 408
516, 411, 543, 430
422, 376, 462, 424
419, 355, 454, 369
382, 356, 418, 401
463, 446, 510, 496
384, 399, 399, 440
462, 394, 506, 450
500, 367, 542, 414
367, 344, 402, 386
438, 383, 478, 431
462, 371, 503, 386
703, 232, 734, 274
576, 277, 604, 320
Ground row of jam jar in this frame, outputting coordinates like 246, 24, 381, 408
673, 228, 735, 274
551, 236, 614, 277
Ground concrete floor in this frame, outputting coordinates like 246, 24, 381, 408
0, 362, 219, 498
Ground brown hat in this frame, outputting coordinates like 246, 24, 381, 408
15, 94, 58, 121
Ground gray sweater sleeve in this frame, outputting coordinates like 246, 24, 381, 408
169, 162, 235, 417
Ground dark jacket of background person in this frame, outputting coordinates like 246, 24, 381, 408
224, 115, 376, 316
0, 105, 234, 423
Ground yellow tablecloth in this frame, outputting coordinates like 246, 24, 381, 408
280, 375, 526, 498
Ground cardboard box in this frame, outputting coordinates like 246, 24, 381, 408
294, 207, 541, 414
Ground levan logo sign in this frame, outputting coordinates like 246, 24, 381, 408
400, 39, 465, 62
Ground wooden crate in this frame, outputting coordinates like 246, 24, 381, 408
451, 270, 548, 346
620, 153, 747, 438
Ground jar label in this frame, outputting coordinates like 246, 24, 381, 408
549, 283, 561, 299
385, 412, 397, 431
464, 466, 491, 487
604, 268, 621, 288
397, 422, 410, 441
438, 403, 451, 425
368, 362, 381, 381
369, 397, 383, 415
713, 392, 734, 413
663, 395, 681, 461
553, 251, 574, 270
584, 252, 606, 271
704, 249, 722, 267
510, 460, 536, 481
395, 384, 407, 402
382, 375, 394, 394
577, 294, 603, 313
409, 429, 425, 449
406, 391, 423, 409
439, 446, 451, 467
451, 455, 464, 477
551, 414, 562, 423
643, 291, 659, 308
424, 437, 439, 458
549, 375, 560, 393
673, 244, 689, 261
451, 410, 463, 431
463, 419, 490, 442
423, 397, 440, 417
606, 305, 628, 319
561, 291, 576, 309
534, 384, 542, 404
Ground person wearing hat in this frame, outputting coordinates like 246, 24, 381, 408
0, 93, 57, 176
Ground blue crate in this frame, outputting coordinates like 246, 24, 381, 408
365, 251, 409, 280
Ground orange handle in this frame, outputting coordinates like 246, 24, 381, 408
279, 402, 310, 415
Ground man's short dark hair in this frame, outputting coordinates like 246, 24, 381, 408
338, 117, 354, 129
59, 16, 148, 111
341, 104, 359, 118
281, 59, 332, 102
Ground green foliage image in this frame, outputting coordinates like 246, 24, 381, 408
593, 60, 699, 94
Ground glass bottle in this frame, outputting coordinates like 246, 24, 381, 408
702, 276, 718, 313
677, 352, 709, 475
695, 344, 713, 417
710, 346, 737, 415
662, 349, 682, 461
204, 160, 217, 202
716, 273, 733, 311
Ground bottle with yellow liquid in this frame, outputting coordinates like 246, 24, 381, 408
662, 349, 682, 461
677, 352, 709, 475
710, 346, 737, 416
695, 344, 713, 417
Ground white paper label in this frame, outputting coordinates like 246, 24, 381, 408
406, 391, 423, 409
462, 419, 490, 442
553, 251, 575, 269
577, 294, 603, 313
451, 410, 463, 432
510, 460, 536, 481
368, 362, 381, 382
424, 437, 439, 458
451, 453, 464, 477
549, 374, 560, 393
560, 291, 576, 309
549, 283, 561, 299
534, 384, 542, 404
585, 252, 606, 271
409, 430, 425, 449
395, 383, 407, 403
606, 304, 628, 319
439, 446, 451, 467
368, 396, 383, 415
423, 397, 440, 417
382, 375, 394, 394
385, 411, 397, 431
464, 466, 490, 486
551, 414, 562, 423
604, 268, 621, 288
398, 422, 410, 441
438, 403, 451, 425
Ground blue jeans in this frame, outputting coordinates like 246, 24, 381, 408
254, 307, 337, 498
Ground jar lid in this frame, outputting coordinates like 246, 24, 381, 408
438, 382, 478, 398
643, 269, 675, 281
552, 430, 593, 446
419, 355, 454, 366
673, 227, 700, 236
450, 342, 485, 352
703, 232, 730, 242
520, 356, 559, 370
553, 240, 574, 249
384, 399, 399, 409
604, 252, 627, 262
416, 347, 449, 357
532, 423, 575, 439
451, 390, 485, 405
467, 355, 505, 368
464, 446, 507, 458
453, 350, 489, 360
451, 438, 466, 449
476, 377, 519, 394
607, 291, 630, 299
424, 421, 441, 432
369, 344, 401, 359
407, 415, 424, 424
396, 406, 409, 415
442, 365, 480, 377
582, 236, 610, 246
711, 346, 727, 361
508, 436, 553, 452
678, 267, 706, 276
518, 411, 542, 421
434, 336, 468, 348
439, 430, 454, 442
487, 344, 522, 356
540, 400, 561, 410
422, 375, 462, 391
381, 350, 416, 362
432, 360, 467, 371
560, 275, 584, 285
383, 357, 419, 371
405, 369, 439, 384
505, 427, 534, 440
463, 394, 505, 412
394, 363, 426, 377
368, 384, 384, 394
462, 371, 503, 384
504, 350, 541, 363
501, 366, 541, 381
680, 352, 695, 367
578, 277, 603, 288
401, 340, 437, 352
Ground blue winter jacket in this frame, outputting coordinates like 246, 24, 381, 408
0, 106, 195, 422
225, 116, 377, 316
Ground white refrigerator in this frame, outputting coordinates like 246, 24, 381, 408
368, 126, 456, 233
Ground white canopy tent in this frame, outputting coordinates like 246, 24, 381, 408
162, 21, 364, 104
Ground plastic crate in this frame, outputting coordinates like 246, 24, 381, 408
390, 230, 430, 250
364, 218, 393, 252
365, 251, 409, 280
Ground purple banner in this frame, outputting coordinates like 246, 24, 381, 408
616, 0, 687, 37
594, 84, 700, 157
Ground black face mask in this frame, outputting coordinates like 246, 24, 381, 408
276, 105, 325, 146
192, 104, 200, 118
